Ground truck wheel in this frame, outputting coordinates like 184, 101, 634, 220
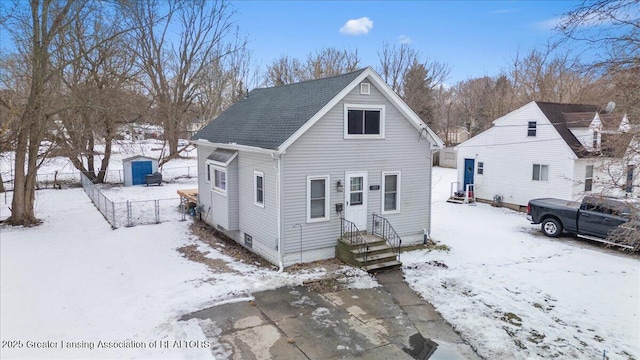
541, 218, 563, 238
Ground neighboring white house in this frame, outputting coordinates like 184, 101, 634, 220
455, 101, 637, 210
192, 67, 443, 268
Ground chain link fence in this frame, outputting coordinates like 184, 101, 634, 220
81, 173, 118, 228
2, 166, 198, 191
81, 173, 185, 229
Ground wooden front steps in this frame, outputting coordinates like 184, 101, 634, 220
336, 234, 401, 273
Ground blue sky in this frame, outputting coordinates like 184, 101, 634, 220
231, 1, 580, 83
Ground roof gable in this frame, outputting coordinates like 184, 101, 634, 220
535, 101, 600, 158
194, 69, 367, 150
194, 67, 444, 152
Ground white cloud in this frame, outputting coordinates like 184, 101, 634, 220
398, 35, 412, 44
339, 17, 373, 35
536, 16, 563, 30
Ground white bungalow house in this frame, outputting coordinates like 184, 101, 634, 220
455, 101, 637, 210
191, 67, 443, 269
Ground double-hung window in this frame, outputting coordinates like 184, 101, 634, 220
528, 121, 537, 137
477, 162, 484, 175
585, 165, 594, 192
213, 167, 227, 194
344, 104, 385, 139
592, 131, 599, 150
254, 171, 264, 207
307, 176, 330, 222
532, 164, 549, 181
382, 172, 400, 213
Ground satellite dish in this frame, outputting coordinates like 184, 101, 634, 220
605, 101, 616, 113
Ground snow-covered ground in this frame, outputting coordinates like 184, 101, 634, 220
0, 142, 376, 359
1, 143, 638, 359
403, 167, 640, 359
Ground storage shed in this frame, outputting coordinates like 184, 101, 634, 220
122, 156, 159, 186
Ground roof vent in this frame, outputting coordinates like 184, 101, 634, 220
605, 101, 615, 113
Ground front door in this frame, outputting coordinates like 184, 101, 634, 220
345, 172, 368, 230
463, 158, 475, 188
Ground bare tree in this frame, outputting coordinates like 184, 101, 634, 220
50, 3, 142, 183
302, 47, 360, 81
263, 47, 360, 86
508, 46, 600, 103
123, 0, 245, 158
1, 0, 91, 226
377, 41, 419, 94
557, 0, 639, 72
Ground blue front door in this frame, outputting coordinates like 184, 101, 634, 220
463, 158, 475, 188
132, 161, 152, 185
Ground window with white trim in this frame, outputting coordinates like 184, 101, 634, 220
382, 172, 400, 213
477, 162, 484, 175
212, 167, 227, 194
585, 165, 593, 191
360, 83, 370, 95
307, 176, 330, 222
592, 131, 599, 149
254, 171, 264, 207
532, 164, 549, 181
344, 104, 385, 138
528, 121, 537, 136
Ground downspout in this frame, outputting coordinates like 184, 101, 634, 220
427, 139, 435, 241
275, 153, 284, 272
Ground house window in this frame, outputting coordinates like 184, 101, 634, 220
254, 171, 264, 207
532, 164, 549, 181
585, 165, 594, 192
528, 121, 537, 137
592, 131, 599, 149
477, 162, 484, 175
382, 172, 401, 213
360, 83, 370, 95
307, 176, 330, 222
626, 165, 634, 193
344, 104, 385, 138
213, 167, 226, 194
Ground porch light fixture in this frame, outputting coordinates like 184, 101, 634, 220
336, 180, 344, 192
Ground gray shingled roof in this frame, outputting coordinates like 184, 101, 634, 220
207, 148, 237, 164
535, 101, 600, 158
194, 68, 368, 150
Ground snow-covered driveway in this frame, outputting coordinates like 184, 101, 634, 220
403, 167, 639, 359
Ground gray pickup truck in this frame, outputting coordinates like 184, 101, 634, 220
526, 196, 639, 250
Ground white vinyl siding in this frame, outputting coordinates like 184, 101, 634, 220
344, 103, 385, 139
282, 80, 432, 263
307, 176, 330, 223
254, 171, 264, 207
457, 102, 579, 206
237, 152, 278, 264
382, 171, 400, 214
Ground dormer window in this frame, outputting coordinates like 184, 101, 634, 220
528, 121, 537, 137
360, 83, 370, 95
344, 104, 385, 139
593, 131, 599, 150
